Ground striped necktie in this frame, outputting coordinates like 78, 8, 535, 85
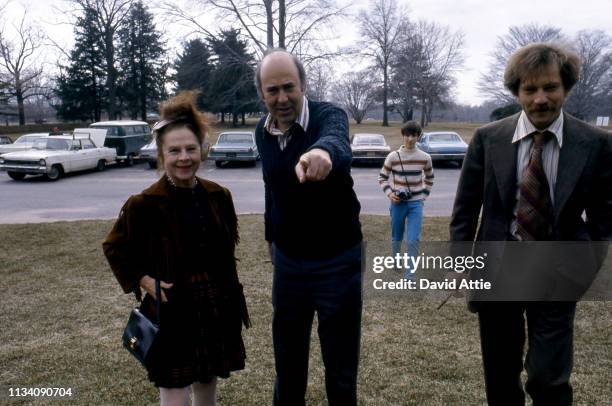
516, 131, 553, 241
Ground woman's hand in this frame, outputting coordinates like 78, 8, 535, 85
139, 275, 173, 302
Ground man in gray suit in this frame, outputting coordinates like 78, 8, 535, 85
450, 43, 611, 405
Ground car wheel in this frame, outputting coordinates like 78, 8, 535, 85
215, 161, 223, 168
124, 155, 134, 167
456, 159, 464, 168
96, 160, 106, 171
250, 160, 257, 167
7, 171, 26, 181
148, 161, 157, 169
46, 165, 63, 181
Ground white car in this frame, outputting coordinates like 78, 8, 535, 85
0, 133, 117, 181
0, 133, 49, 155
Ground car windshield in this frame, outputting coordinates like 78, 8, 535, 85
428, 133, 461, 143
354, 136, 385, 146
218, 133, 253, 144
91, 126, 119, 136
15, 136, 33, 144
32, 138, 70, 150
0, 137, 10, 144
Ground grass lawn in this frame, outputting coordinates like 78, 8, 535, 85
0, 216, 610, 405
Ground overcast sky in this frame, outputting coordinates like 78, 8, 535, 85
347, 0, 612, 105
5, 0, 612, 106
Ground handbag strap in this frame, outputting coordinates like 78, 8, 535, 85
154, 279, 161, 326
133, 279, 162, 326
396, 151, 412, 193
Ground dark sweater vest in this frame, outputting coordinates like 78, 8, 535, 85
255, 100, 362, 259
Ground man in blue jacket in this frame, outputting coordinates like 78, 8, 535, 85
254, 49, 363, 406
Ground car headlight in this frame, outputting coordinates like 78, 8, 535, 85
39, 159, 46, 166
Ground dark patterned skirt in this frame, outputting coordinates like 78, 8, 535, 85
141, 274, 247, 388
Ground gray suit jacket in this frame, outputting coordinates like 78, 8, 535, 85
450, 112, 612, 306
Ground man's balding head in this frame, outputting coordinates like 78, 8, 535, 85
255, 49, 307, 98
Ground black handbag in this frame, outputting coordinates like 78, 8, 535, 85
122, 279, 161, 368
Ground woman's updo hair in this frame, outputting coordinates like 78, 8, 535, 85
153, 91, 209, 165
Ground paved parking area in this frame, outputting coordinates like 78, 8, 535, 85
0, 160, 461, 223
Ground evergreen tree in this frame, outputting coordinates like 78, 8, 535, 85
209, 29, 259, 126
54, 7, 105, 121
117, 1, 167, 120
173, 38, 214, 110
70, 0, 134, 120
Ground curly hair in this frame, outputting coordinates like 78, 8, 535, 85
154, 91, 209, 165
504, 43, 581, 96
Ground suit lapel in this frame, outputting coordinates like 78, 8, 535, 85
491, 115, 520, 215
553, 114, 589, 221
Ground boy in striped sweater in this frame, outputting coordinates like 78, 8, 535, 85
378, 121, 434, 278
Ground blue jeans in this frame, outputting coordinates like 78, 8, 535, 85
390, 200, 424, 278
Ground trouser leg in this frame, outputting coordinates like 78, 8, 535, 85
404, 200, 424, 278
525, 302, 576, 406
272, 247, 314, 406
390, 202, 408, 274
478, 302, 527, 406
390, 202, 408, 255
313, 243, 363, 406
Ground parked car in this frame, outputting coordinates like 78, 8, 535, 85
350, 133, 391, 164
0, 135, 12, 145
417, 131, 468, 165
0, 133, 49, 155
0, 133, 116, 181
89, 120, 151, 166
139, 140, 158, 169
208, 131, 258, 167
139, 140, 210, 169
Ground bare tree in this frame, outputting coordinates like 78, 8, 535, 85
24, 74, 56, 123
70, 0, 134, 120
332, 70, 377, 124
0, 10, 45, 125
565, 30, 612, 119
393, 20, 464, 127
306, 60, 333, 101
358, 0, 407, 126
478, 23, 564, 104
161, 0, 346, 61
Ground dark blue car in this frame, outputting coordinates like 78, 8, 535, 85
417, 131, 467, 167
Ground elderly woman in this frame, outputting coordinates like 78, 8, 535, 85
103, 92, 249, 406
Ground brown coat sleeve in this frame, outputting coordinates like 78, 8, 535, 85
102, 195, 148, 293
222, 188, 239, 247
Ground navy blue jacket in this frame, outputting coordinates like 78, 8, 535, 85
255, 100, 362, 259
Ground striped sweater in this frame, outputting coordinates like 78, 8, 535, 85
378, 146, 434, 201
